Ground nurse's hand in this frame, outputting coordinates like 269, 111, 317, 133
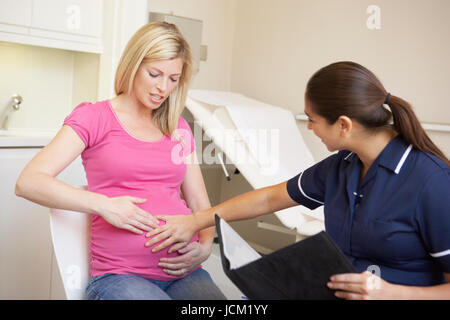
99, 196, 159, 234
157, 241, 211, 277
145, 214, 198, 252
327, 271, 399, 300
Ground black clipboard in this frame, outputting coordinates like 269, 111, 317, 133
214, 214, 356, 300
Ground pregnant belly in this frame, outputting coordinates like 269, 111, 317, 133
88, 187, 199, 279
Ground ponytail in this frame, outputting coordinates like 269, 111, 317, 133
306, 61, 450, 166
388, 95, 450, 166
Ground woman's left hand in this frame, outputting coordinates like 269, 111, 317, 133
327, 271, 400, 300
157, 241, 211, 277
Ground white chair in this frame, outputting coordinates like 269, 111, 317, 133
49, 207, 91, 300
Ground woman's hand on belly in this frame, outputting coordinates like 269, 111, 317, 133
97, 195, 159, 234
156, 241, 211, 277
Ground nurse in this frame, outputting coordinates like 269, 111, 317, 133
146, 61, 450, 299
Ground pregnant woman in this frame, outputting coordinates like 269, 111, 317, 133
15, 21, 225, 300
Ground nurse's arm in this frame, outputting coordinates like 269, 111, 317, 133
179, 151, 215, 249
329, 271, 450, 300
146, 180, 299, 251
396, 272, 450, 300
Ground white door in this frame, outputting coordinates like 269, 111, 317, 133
31, 0, 103, 38
0, 147, 87, 299
0, 148, 52, 299
0, 0, 32, 27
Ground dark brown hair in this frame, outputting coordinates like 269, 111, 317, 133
306, 61, 449, 166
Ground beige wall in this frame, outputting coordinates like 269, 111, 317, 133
231, 0, 450, 161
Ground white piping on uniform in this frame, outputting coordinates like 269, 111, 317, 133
394, 144, 413, 174
297, 172, 324, 205
344, 152, 354, 160
429, 249, 450, 258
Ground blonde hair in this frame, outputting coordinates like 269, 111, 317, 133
114, 21, 194, 137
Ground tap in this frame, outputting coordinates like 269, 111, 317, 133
0, 94, 23, 130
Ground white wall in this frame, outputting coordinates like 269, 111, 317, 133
143, 0, 450, 162
230, 0, 450, 161
97, 0, 149, 100
99, 0, 237, 97
147, 0, 236, 91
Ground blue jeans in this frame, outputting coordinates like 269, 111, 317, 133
85, 268, 226, 300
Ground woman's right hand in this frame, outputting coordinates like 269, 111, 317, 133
99, 196, 159, 235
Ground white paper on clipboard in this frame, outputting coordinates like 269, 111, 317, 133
219, 218, 261, 270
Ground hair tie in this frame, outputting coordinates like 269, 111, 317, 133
384, 93, 391, 104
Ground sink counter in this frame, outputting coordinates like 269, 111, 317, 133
0, 130, 57, 147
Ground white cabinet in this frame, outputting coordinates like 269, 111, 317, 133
0, 0, 32, 27
0, 0, 103, 53
31, 0, 102, 38
0, 146, 86, 299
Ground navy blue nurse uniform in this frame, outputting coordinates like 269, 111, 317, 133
286, 135, 450, 286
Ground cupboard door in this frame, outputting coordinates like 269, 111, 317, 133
0, 147, 87, 299
31, 0, 103, 38
0, 148, 52, 299
0, 0, 32, 27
